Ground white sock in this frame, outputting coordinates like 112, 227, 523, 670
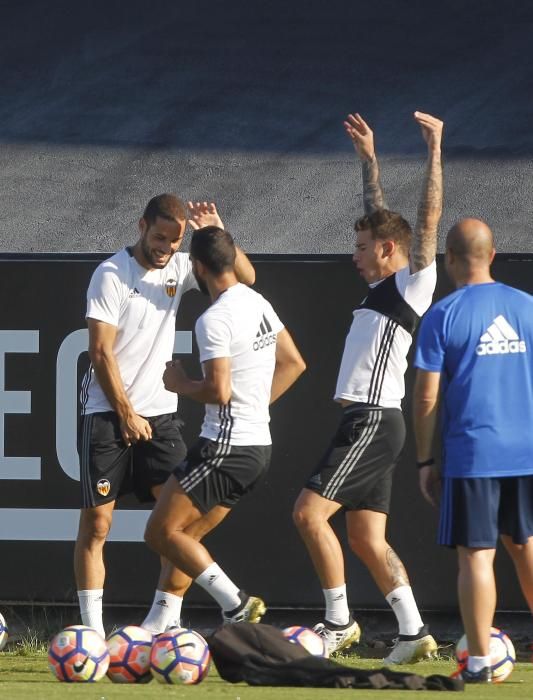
385, 585, 424, 636
141, 590, 183, 634
467, 655, 492, 673
77, 589, 105, 639
323, 584, 350, 626
195, 563, 241, 611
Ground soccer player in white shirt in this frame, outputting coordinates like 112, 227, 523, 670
293, 112, 443, 661
145, 225, 306, 623
75, 195, 255, 637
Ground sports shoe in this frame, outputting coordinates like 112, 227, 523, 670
222, 591, 267, 624
383, 624, 438, 664
312, 617, 361, 657
452, 665, 492, 683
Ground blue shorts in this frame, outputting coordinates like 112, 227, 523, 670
439, 475, 533, 548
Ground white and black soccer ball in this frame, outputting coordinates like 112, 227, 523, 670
455, 626, 516, 683
0, 612, 8, 651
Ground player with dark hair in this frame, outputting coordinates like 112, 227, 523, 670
144, 225, 306, 623
293, 112, 443, 661
74, 197, 255, 637
413, 218, 533, 683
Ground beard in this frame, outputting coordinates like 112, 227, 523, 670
193, 268, 209, 295
140, 236, 170, 269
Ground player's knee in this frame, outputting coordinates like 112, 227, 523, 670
292, 503, 319, 534
144, 516, 174, 553
78, 510, 112, 544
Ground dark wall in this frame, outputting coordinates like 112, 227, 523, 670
0, 254, 531, 610
2, 0, 533, 254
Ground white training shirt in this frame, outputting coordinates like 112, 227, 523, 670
195, 283, 284, 446
335, 262, 437, 409
83, 248, 197, 416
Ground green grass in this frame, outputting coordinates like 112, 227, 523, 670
1, 651, 532, 700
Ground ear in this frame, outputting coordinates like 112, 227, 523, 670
194, 259, 208, 278
488, 247, 496, 264
381, 239, 395, 259
139, 217, 148, 236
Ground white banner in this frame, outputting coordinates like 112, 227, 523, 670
0, 508, 150, 542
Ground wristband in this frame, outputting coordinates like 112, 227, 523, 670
416, 458, 435, 470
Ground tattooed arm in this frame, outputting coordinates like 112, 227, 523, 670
344, 113, 387, 214
410, 112, 444, 273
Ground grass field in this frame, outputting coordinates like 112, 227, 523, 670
1, 649, 533, 699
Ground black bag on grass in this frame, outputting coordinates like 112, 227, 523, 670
208, 623, 463, 691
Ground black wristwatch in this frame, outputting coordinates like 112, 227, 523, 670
416, 457, 435, 470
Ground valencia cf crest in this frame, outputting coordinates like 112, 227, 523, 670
96, 479, 111, 497
165, 278, 177, 297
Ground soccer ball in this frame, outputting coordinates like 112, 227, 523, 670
150, 628, 210, 684
107, 625, 153, 683
455, 626, 515, 683
48, 625, 110, 682
0, 612, 8, 651
282, 626, 327, 657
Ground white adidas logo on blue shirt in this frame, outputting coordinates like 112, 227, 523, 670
476, 315, 527, 356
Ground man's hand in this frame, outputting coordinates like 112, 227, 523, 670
343, 113, 375, 162
414, 112, 443, 152
120, 413, 152, 446
163, 360, 191, 395
188, 201, 224, 230
419, 464, 441, 508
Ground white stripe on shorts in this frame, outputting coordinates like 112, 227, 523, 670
80, 414, 94, 507
180, 404, 233, 492
322, 409, 382, 501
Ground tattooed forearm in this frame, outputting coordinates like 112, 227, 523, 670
386, 547, 410, 589
411, 149, 442, 271
362, 156, 387, 215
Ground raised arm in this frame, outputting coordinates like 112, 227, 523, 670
188, 201, 255, 285
410, 112, 444, 273
344, 113, 387, 214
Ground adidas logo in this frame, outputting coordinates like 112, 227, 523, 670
129, 287, 141, 298
476, 315, 526, 356
333, 594, 345, 601
253, 314, 277, 351
389, 596, 400, 605
208, 574, 218, 585
156, 599, 169, 607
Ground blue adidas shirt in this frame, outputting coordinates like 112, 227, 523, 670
414, 282, 533, 478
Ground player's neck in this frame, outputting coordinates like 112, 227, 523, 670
207, 273, 239, 301
373, 255, 408, 283
454, 274, 496, 289
454, 269, 495, 288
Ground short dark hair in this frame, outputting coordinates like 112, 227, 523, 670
355, 209, 412, 255
142, 194, 188, 226
190, 226, 236, 274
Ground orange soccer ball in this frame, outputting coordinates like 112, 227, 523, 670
106, 625, 153, 683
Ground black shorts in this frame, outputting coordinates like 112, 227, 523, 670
174, 438, 272, 514
305, 404, 405, 513
78, 411, 187, 507
439, 475, 533, 548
